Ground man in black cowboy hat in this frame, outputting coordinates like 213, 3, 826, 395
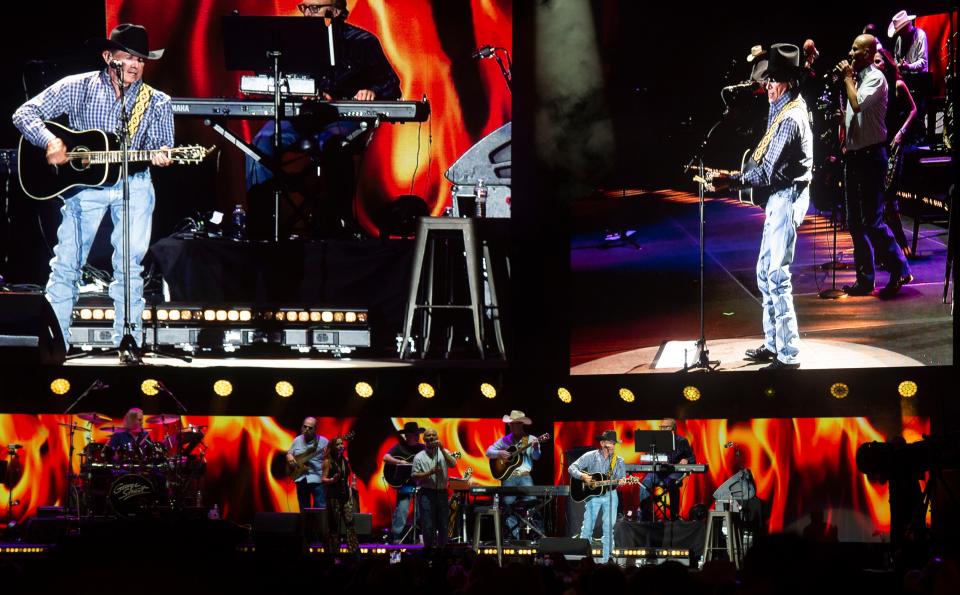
13, 23, 174, 358
383, 420, 426, 543
244, 0, 401, 239
837, 34, 913, 298
712, 43, 812, 370
568, 429, 627, 563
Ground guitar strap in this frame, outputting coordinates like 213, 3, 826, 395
751, 96, 804, 164
127, 82, 155, 142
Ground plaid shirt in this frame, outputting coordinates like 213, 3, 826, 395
568, 449, 625, 481
13, 69, 174, 151
742, 89, 812, 189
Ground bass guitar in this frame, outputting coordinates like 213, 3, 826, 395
489, 433, 551, 481
569, 473, 639, 503
18, 120, 213, 200
287, 429, 355, 481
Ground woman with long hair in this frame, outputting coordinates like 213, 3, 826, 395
874, 47, 918, 257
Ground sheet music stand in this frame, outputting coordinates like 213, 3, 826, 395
634, 430, 676, 520
221, 16, 338, 241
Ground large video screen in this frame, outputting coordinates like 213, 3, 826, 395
1, 414, 927, 541
566, 7, 953, 373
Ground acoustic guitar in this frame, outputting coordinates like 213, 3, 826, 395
18, 120, 213, 200
489, 433, 550, 481
569, 472, 639, 503
691, 149, 768, 207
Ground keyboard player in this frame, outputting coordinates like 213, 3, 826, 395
244, 0, 401, 239
639, 418, 696, 521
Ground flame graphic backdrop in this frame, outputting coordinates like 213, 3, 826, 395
0, 414, 928, 539
105, 0, 512, 235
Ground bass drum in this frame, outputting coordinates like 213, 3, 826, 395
109, 473, 156, 516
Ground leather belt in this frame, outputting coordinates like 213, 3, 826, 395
511, 470, 530, 477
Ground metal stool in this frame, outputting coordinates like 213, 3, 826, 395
702, 509, 743, 569
472, 494, 503, 566
400, 216, 504, 359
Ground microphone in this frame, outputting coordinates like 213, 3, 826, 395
723, 441, 735, 448
110, 60, 124, 70
93, 380, 109, 390
472, 45, 496, 60
722, 81, 757, 92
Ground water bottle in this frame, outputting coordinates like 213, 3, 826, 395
475, 179, 487, 218
230, 204, 246, 241
208, 503, 219, 520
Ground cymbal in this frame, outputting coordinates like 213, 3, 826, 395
75, 412, 112, 424
59, 423, 92, 432
98, 425, 126, 433
146, 414, 181, 425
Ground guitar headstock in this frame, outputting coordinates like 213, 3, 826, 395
463, 466, 474, 479
171, 145, 216, 164
623, 475, 640, 485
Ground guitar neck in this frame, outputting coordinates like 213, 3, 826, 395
67, 149, 176, 164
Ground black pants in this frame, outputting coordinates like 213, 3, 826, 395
845, 144, 910, 286
417, 489, 449, 547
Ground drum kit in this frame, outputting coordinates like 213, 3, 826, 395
65, 412, 208, 517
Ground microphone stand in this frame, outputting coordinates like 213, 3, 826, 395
63, 380, 107, 523
114, 62, 140, 364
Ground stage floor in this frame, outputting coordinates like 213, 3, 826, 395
570, 190, 953, 373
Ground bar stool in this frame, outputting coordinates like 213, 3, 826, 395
472, 494, 503, 566
400, 217, 504, 359
702, 509, 743, 569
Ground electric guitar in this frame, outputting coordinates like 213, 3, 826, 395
489, 433, 551, 481
287, 430, 355, 481
18, 120, 213, 200
569, 473, 639, 503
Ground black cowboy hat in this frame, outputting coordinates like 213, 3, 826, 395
398, 421, 426, 435
597, 430, 621, 444
756, 43, 802, 82
88, 24, 164, 60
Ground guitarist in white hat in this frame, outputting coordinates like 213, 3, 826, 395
485, 410, 545, 540
12, 23, 173, 355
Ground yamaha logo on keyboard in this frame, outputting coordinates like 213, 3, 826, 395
171, 104, 190, 113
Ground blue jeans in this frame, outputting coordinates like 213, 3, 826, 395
46, 171, 155, 347
845, 146, 911, 286
756, 185, 810, 365
501, 473, 536, 540
580, 490, 618, 563
391, 487, 414, 541
295, 480, 326, 510
244, 119, 363, 189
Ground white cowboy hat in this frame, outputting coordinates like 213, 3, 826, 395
502, 410, 532, 425
887, 10, 917, 38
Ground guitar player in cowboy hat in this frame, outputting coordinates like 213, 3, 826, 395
12, 23, 173, 360
383, 421, 426, 543
486, 410, 543, 540
709, 43, 812, 369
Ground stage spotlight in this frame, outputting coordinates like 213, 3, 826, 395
418, 383, 435, 399
79, 308, 92, 320
898, 380, 918, 398
682, 386, 701, 402
619, 388, 635, 403
213, 380, 233, 397
830, 382, 849, 399
355, 382, 374, 398
557, 387, 572, 403
275, 381, 294, 398
480, 383, 497, 399
141, 379, 160, 396
763, 387, 776, 398
50, 378, 70, 395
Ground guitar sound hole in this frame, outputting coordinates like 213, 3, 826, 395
69, 146, 91, 172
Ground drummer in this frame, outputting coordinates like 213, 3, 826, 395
107, 408, 154, 458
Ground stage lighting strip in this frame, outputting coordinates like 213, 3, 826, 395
236, 545, 691, 559
73, 306, 368, 325
0, 544, 51, 554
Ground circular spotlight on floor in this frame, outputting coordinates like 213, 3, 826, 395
213, 380, 233, 397
275, 381, 294, 398
480, 383, 497, 399
763, 387, 776, 398
417, 383, 435, 399
682, 386, 701, 402
830, 382, 849, 399
557, 387, 572, 403
619, 388, 635, 403
141, 379, 160, 396
355, 382, 374, 399
50, 378, 71, 395
897, 380, 918, 398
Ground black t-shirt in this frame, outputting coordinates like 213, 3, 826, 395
389, 442, 425, 460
